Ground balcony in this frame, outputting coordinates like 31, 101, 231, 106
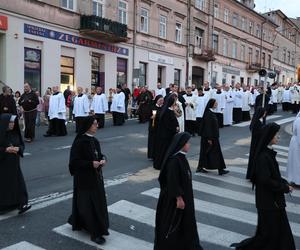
246, 62, 262, 73
193, 46, 216, 62
80, 15, 128, 43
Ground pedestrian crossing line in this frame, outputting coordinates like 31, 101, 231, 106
246, 149, 288, 157
190, 180, 300, 215
275, 117, 295, 125
227, 165, 286, 175
233, 115, 282, 127
53, 224, 153, 250
277, 157, 288, 164
1, 241, 45, 250
142, 188, 300, 238
273, 145, 289, 151
108, 200, 247, 248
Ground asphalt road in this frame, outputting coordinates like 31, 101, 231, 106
0, 110, 299, 250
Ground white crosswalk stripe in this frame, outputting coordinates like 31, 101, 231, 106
233, 115, 282, 127
51, 143, 299, 249
1, 241, 45, 250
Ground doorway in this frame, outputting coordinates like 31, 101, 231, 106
192, 66, 204, 88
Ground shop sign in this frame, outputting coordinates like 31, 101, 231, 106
222, 67, 240, 76
24, 23, 128, 56
149, 52, 174, 65
0, 16, 8, 31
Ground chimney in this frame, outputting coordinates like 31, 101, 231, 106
240, 0, 255, 10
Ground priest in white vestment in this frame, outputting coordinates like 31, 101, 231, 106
212, 84, 225, 128
44, 86, 67, 137
111, 85, 125, 126
203, 81, 214, 99
155, 83, 166, 97
241, 87, 252, 121
183, 86, 197, 135
195, 87, 209, 135
233, 83, 243, 124
287, 112, 300, 186
91, 86, 108, 128
73, 87, 90, 132
223, 85, 234, 126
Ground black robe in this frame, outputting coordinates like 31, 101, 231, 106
246, 119, 264, 179
68, 134, 109, 238
232, 148, 295, 250
198, 109, 226, 170
137, 91, 153, 123
147, 105, 161, 159
153, 109, 179, 170
0, 117, 28, 212
0, 94, 17, 115
154, 153, 202, 250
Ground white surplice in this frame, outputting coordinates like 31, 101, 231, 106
155, 88, 166, 97
48, 92, 66, 120
212, 91, 226, 114
195, 95, 209, 118
223, 90, 234, 126
111, 92, 125, 113
73, 94, 90, 117
287, 114, 300, 185
183, 94, 197, 121
242, 90, 252, 111
91, 93, 108, 114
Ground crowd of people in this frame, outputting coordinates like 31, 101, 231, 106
0, 80, 300, 249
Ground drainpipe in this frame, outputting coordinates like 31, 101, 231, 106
210, 0, 215, 86
186, 0, 191, 87
132, 0, 137, 90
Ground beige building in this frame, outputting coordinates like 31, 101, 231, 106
264, 10, 300, 84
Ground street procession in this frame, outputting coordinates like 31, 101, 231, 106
1, 0, 300, 249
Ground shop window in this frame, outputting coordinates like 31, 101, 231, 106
91, 55, 105, 90
158, 66, 165, 85
61, 56, 74, 88
117, 58, 127, 86
139, 62, 147, 86
24, 47, 41, 92
222, 73, 227, 85
174, 69, 181, 85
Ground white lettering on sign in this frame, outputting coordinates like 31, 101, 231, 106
148, 52, 174, 65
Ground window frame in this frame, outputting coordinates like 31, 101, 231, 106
232, 41, 237, 59
93, 0, 104, 17
61, 0, 75, 11
223, 38, 228, 56
140, 8, 149, 33
195, 0, 205, 11
159, 15, 167, 39
118, 0, 128, 25
60, 55, 75, 86
175, 22, 182, 44
224, 8, 229, 23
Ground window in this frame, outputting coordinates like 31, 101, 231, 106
140, 8, 149, 33
174, 69, 181, 85
195, 0, 205, 11
117, 58, 127, 85
118, 1, 127, 24
231, 75, 236, 85
256, 24, 260, 38
287, 51, 291, 64
262, 52, 266, 67
159, 15, 167, 39
223, 38, 228, 56
212, 71, 217, 86
93, 0, 104, 17
222, 73, 227, 84
241, 17, 246, 31
255, 50, 259, 64
61, 0, 74, 10
224, 9, 229, 23
249, 21, 253, 34
232, 41, 237, 59
268, 54, 272, 69
175, 23, 182, 43
248, 47, 253, 63
157, 66, 164, 84
139, 62, 147, 86
61, 56, 74, 88
232, 13, 238, 27
214, 4, 219, 19
212, 34, 219, 53
24, 48, 41, 92
91, 55, 105, 89
195, 27, 204, 48
283, 49, 286, 62
240, 45, 245, 61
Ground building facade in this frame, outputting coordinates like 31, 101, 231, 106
0, 0, 299, 95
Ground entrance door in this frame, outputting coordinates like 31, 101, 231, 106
91, 55, 105, 90
192, 66, 204, 88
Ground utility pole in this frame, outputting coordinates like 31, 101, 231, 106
186, 0, 192, 87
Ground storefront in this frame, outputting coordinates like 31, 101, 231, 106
0, 15, 8, 88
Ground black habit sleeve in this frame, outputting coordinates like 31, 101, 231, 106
166, 157, 184, 198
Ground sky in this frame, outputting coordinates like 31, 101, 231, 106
254, 0, 299, 18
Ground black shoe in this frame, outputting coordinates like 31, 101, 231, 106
91, 236, 106, 245
196, 168, 208, 173
218, 169, 229, 176
18, 204, 31, 214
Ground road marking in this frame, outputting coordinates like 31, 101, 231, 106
54, 145, 71, 150
142, 188, 300, 238
1, 241, 45, 250
191, 180, 300, 215
23, 152, 32, 156
273, 145, 290, 151
108, 200, 247, 247
245, 149, 288, 157
233, 115, 282, 127
275, 117, 295, 125
53, 224, 153, 250
0, 173, 132, 222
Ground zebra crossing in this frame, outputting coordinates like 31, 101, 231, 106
2, 145, 299, 250
233, 114, 295, 127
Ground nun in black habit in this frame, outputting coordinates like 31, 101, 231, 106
231, 123, 295, 250
147, 95, 164, 160
0, 114, 31, 214
196, 99, 229, 175
246, 107, 266, 180
154, 132, 203, 250
153, 94, 179, 170
68, 116, 109, 245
